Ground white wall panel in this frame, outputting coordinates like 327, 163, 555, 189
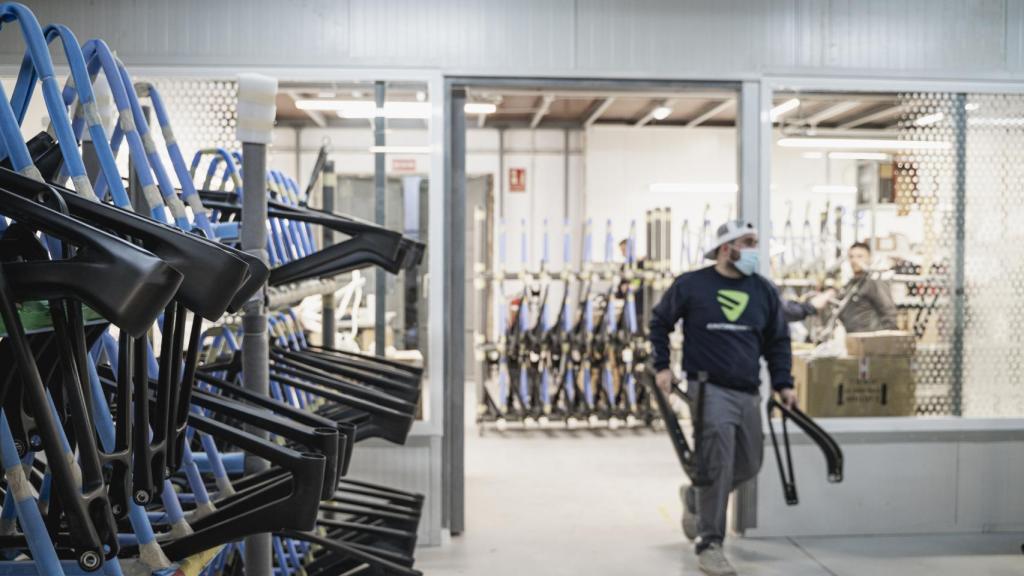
7, 0, 1024, 79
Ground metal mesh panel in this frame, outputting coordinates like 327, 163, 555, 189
893, 92, 959, 416
894, 92, 1024, 417
961, 93, 1024, 417
143, 78, 239, 187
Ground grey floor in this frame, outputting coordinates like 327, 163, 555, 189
417, 422, 1024, 575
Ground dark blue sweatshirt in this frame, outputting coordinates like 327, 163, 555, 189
649, 266, 793, 393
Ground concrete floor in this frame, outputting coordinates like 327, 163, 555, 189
417, 423, 1024, 575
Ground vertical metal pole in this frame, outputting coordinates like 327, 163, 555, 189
321, 160, 337, 349
738, 81, 771, 275
562, 128, 570, 219
734, 80, 770, 534
951, 93, 967, 416
375, 81, 387, 356
237, 71, 277, 576
498, 127, 505, 219
445, 86, 467, 536
240, 140, 271, 576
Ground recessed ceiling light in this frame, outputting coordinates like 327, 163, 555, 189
652, 106, 673, 120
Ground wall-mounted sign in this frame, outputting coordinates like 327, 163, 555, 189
392, 158, 417, 173
509, 167, 526, 192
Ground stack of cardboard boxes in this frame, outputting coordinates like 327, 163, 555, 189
793, 331, 916, 417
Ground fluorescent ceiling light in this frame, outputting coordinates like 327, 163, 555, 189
964, 102, 980, 111
649, 182, 738, 194
416, 91, 427, 102
369, 145, 431, 154
298, 99, 494, 118
828, 152, 890, 161
913, 112, 944, 126
652, 105, 673, 120
465, 102, 497, 115
770, 98, 800, 122
801, 152, 825, 159
812, 185, 858, 194
317, 91, 336, 99
296, 100, 431, 118
777, 137, 951, 151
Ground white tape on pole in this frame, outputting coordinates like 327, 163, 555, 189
236, 73, 277, 144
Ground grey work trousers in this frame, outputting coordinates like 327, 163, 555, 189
685, 380, 763, 550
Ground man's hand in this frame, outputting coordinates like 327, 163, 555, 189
655, 369, 675, 396
808, 289, 836, 311
777, 387, 798, 409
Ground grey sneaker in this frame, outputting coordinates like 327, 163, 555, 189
698, 543, 736, 576
680, 485, 698, 541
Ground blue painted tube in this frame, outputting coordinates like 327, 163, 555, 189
159, 480, 186, 525
81, 40, 166, 218
286, 310, 308, 348
43, 24, 130, 208
542, 218, 549, 266
626, 373, 637, 409
272, 536, 288, 574
189, 451, 245, 476
0, 411, 64, 575
497, 362, 508, 409
38, 468, 50, 506
199, 432, 231, 483
584, 218, 593, 263
284, 176, 315, 254
604, 219, 613, 263
284, 538, 302, 574
518, 366, 528, 407
181, 445, 212, 507
583, 364, 593, 408
189, 148, 242, 195
564, 366, 575, 403
0, 3, 90, 191
116, 63, 191, 228
628, 219, 636, 265
0, 82, 34, 173
626, 292, 638, 334
138, 82, 216, 237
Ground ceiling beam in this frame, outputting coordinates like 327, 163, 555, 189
635, 98, 676, 127
583, 97, 616, 128
686, 99, 734, 128
530, 95, 555, 129
801, 101, 861, 127
286, 91, 327, 127
837, 105, 904, 130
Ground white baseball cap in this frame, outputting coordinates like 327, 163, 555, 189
704, 220, 758, 260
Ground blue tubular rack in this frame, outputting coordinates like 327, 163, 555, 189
0, 6, 427, 574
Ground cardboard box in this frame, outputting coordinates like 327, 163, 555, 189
793, 354, 915, 417
845, 330, 916, 357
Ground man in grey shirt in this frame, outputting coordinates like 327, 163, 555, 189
837, 242, 898, 333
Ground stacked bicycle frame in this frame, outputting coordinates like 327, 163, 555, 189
0, 4, 426, 575
477, 215, 679, 431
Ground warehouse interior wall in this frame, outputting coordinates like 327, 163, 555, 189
9, 0, 1024, 83
268, 124, 862, 271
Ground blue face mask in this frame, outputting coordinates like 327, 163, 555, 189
733, 248, 759, 276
